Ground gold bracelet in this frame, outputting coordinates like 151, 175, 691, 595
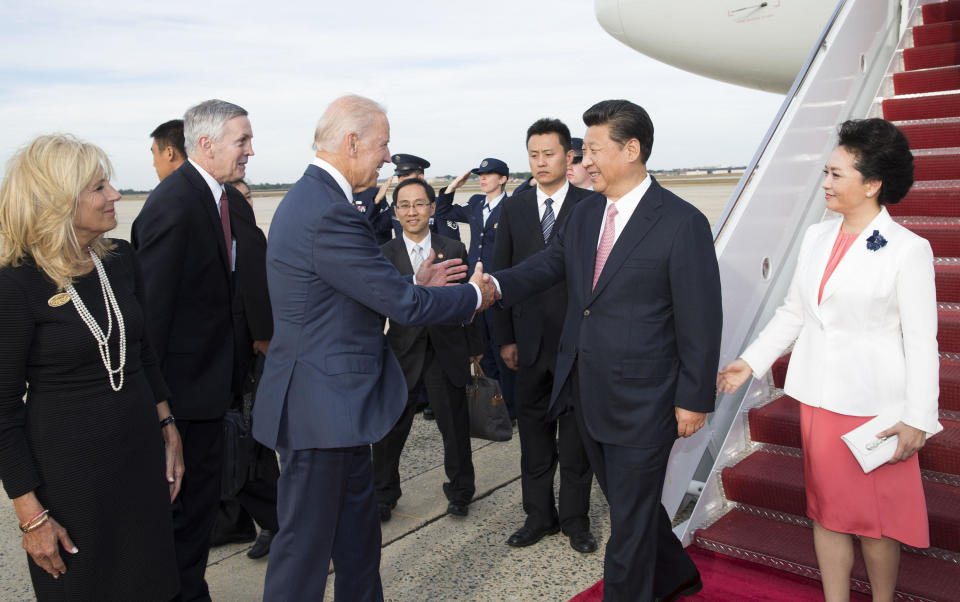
19, 509, 50, 533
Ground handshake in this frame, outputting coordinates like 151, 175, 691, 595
414, 250, 501, 311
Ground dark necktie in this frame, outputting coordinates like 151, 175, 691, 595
483, 203, 491, 224
541, 198, 555, 243
219, 190, 232, 268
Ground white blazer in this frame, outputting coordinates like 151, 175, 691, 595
741, 207, 942, 435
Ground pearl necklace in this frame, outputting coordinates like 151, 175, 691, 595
66, 250, 126, 392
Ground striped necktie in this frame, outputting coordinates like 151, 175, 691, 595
541, 198, 555, 243
411, 244, 425, 274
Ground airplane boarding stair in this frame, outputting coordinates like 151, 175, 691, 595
688, 2, 960, 599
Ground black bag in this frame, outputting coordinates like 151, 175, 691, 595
466, 359, 513, 442
220, 353, 266, 498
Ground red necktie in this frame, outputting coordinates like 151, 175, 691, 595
592, 203, 618, 290
220, 190, 232, 268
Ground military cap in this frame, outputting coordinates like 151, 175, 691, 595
470, 157, 509, 176
571, 137, 584, 159
391, 153, 430, 176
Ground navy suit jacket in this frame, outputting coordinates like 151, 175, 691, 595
352, 187, 394, 245
435, 189, 502, 269
132, 160, 251, 419
494, 177, 722, 448
253, 164, 478, 451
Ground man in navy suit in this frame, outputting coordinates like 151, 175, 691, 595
436, 158, 516, 419
492, 100, 722, 601
252, 95, 498, 602
133, 99, 257, 601
493, 118, 596, 554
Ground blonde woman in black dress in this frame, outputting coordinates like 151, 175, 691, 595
0, 134, 184, 600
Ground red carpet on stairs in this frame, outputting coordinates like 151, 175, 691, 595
571, 3, 960, 600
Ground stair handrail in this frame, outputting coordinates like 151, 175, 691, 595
666, 0, 906, 542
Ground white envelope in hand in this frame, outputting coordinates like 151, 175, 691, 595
841, 407, 943, 473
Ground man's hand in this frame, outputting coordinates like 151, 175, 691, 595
415, 248, 468, 286
470, 354, 483, 363
676, 407, 706, 438
500, 344, 518, 371
252, 340, 270, 356
374, 175, 395, 204
445, 170, 472, 194
469, 261, 500, 311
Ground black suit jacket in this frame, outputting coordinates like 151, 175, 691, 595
381, 235, 482, 389
132, 161, 255, 419
491, 185, 592, 367
495, 177, 722, 448
228, 186, 273, 391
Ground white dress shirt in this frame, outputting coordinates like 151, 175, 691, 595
597, 174, 651, 249
402, 232, 432, 271
311, 157, 354, 201
188, 158, 226, 214
483, 192, 506, 223
189, 158, 235, 270
536, 180, 569, 221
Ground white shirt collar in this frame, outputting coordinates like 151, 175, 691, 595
311, 156, 353, 202
537, 180, 569, 209
188, 158, 225, 213
598, 174, 652, 247
402, 232, 432, 258
484, 192, 505, 211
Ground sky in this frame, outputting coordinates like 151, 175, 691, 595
0, 0, 785, 191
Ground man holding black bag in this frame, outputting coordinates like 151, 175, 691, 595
373, 178, 484, 521
210, 179, 279, 559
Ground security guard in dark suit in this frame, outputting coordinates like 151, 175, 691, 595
390, 153, 460, 241
435, 157, 515, 420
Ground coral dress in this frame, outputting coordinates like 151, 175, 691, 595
802, 230, 929, 547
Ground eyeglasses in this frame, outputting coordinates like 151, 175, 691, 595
395, 201, 431, 212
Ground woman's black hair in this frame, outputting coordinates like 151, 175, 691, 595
836, 118, 914, 205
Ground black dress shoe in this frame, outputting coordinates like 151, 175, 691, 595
378, 504, 393, 523
506, 524, 560, 547
657, 573, 703, 601
246, 529, 275, 559
210, 527, 257, 547
422, 407, 435, 420
567, 530, 598, 553
447, 502, 469, 516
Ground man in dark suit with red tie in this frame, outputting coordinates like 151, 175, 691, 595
493, 100, 722, 601
133, 99, 257, 601
492, 118, 596, 553
374, 178, 483, 521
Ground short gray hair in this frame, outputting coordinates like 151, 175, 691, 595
184, 99, 248, 158
313, 95, 387, 153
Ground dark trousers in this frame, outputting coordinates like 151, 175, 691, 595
172, 418, 224, 602
373, 344, 475, 506
572, 395, 697, 602
479, 310, 516, 419
264, 445, 383, 602
514, 352, 592, 534
213, 443, 280, 536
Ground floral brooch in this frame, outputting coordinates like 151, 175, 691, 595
866, 230, 887, 251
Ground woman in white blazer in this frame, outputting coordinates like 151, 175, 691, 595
718, 119, 941, 602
